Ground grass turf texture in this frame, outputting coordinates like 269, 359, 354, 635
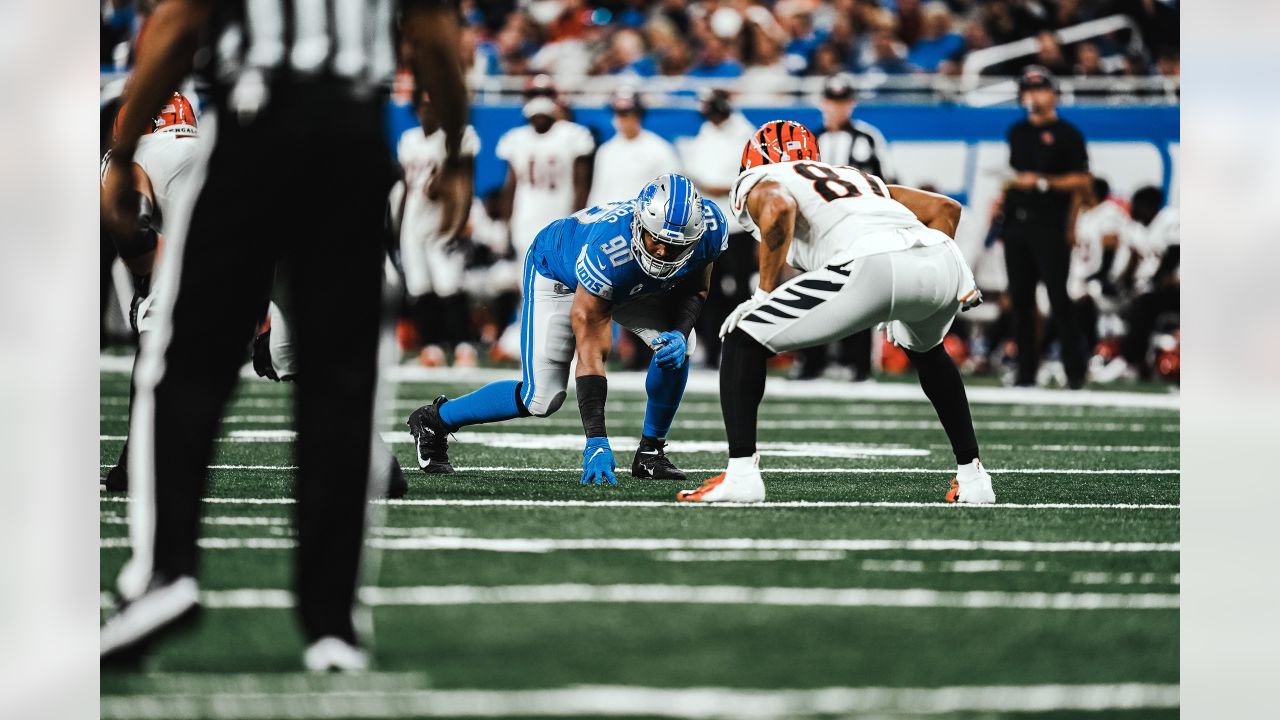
99, 370, 1179, 718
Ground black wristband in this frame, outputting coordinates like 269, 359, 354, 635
576, 375, 608, 438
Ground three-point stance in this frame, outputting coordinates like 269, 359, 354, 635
678, 121, 996, 504
408, 175, 728, 484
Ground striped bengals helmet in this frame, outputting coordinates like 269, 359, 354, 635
113, 92, 198, 141
740, 120, 820, 173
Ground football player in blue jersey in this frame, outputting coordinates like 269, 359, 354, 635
407, 174, 728, 485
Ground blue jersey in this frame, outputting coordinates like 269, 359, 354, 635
529, 198, 728, 303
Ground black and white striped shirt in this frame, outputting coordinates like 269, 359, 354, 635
816, 119, 894, 183
197, 0, 449, 100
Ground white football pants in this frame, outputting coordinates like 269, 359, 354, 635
739, 241, 968, 354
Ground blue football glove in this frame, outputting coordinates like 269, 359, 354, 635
651, 330, 688, 370
581, 437, 617, 486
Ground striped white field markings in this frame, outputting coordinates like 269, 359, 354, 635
99, 680, 1180, 719
96, 583, 1180, 612
101, 354, 1180, 409
99, 535, 1180, 554
97, 459, 1180, 477
99, 495, 1179, 509
98, 416, 1180, 433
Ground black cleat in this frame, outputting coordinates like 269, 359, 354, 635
631, 438, 687, 480
383, 452, 408, 499
406, 396, 455, 474
102, 463, 129, 493
101, 574, 202, 669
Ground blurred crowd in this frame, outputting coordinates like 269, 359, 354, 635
103, 0, 1180, 81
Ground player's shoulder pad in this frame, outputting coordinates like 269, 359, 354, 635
575, 243, 615, 301
729, 166, 780, 233
701, 199, 730, 254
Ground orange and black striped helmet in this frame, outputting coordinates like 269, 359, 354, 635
113, 92, 198, 141
740, 120, 821, 173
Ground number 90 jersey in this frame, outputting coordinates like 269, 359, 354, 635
529, 198, 728, 303
731, 161, 941, 273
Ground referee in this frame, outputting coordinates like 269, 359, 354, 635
1001, 66, 1092, 388
798, 73, 894, 381
100, 0, 470, 669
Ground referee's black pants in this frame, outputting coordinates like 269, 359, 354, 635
127, 86, 394, 644
1002, 222, 1087, 385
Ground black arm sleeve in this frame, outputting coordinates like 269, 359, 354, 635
576, 375, 608, 438
673, 292, 705, 338
112, 192, 159, 261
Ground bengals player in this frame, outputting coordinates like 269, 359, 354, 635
677, 120, 996, 505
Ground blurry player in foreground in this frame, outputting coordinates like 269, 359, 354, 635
678, 121, 995, 504
408, 174, 727, 484
100, 93, 202, 492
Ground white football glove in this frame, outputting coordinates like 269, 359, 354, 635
720, 288, 771, 339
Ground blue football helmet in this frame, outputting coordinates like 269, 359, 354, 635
631, 174, 706, 279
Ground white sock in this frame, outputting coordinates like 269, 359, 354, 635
957, 458, 985, 480
727, 454, 758, 474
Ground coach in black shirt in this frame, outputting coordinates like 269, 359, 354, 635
1001, 66, 1092, 388
796, 74, 894, 381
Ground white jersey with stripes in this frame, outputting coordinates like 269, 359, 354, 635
730, 160, 945, 273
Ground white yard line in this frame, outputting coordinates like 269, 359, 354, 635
99, 682, 1180, 719
92, 582, 1178, 611
99, 496, 1179, 509
102, 418, 1181, 433
100, 355, 1180, 409
99, 536, 1179, 554
97, 459, 1179, 477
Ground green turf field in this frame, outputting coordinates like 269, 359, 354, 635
99, 365, 1179, 719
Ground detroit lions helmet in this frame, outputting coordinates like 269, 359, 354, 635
631, 174, 705, 279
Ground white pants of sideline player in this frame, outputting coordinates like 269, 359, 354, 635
739, 239, 970, 354
518, 265, 696, 416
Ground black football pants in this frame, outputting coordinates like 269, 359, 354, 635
1002, 222, 1087, 385
126, 87, 394, 644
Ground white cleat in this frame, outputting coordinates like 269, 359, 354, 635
303, 636, 369, 673
677, 453, 766, 503
947, 459, 996, 504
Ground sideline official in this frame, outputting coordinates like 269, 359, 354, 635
1001, 66, 1092, 388
100, 0, 470, 670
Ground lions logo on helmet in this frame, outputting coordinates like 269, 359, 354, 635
631, 174, 705, 279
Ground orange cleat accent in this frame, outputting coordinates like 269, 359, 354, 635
945, 477, 960, 503
677, 473, 727, 502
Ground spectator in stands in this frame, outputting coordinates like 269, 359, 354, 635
777, 1, 825, 75
1073, 41, 1107, 77
908, 2, 967, 73
691, 36, 745, 79
587, 89, 682, 206
895, 0, 926, 47
1157, 50, 1179, 78
599, 27, 658, 77
678, 89, 757, 366
739, 6, 793, 102
1032, 31, 1071, 76
810, 41, 849, 77
862, 27, 919, 75
1053, 0, 1084, 29
1093, 186, 1179, 383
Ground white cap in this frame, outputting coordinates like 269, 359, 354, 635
522, 96, 559, 119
